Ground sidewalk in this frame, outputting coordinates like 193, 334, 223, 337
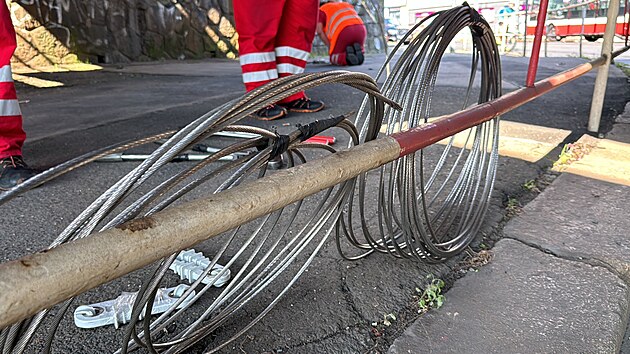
389, 105, 630, 352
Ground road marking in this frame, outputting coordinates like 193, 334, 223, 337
553, 134, 630, 186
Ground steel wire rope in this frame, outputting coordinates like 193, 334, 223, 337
119, 6, 503, 352
120, 124, 360, 354
0, 130, 177, 206
111, 143, 354, 352
105, 83, 382, 352
3, 127, 271, 354
335, 4, 502, 262
165, 149, 360, 354
110, 90, 386, 352
1, 71, 394, 354
4, 8, 630, 354
36, 141, 269, 354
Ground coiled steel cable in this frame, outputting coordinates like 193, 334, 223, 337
0, 4, 501, 353
335, 4, 501, 263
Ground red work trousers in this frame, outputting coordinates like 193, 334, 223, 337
233, 0, 318, 103
0, 2, 25, 159
330, 24, 366, 66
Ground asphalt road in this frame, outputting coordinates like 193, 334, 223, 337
0, 52, 628, 353
468, 36, 630, 60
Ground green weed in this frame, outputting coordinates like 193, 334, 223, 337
506, 196, 522, 216
615, 62, 630, 77
522, 179, 540, 193
416, 275, 445, 313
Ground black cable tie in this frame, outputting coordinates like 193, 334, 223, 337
295, 113, 348, 142
268, 113, 350, 159
463, 2, 483, 30
468, 8, 485, 37
471, 25, 485, 38
269, 133, 290, 160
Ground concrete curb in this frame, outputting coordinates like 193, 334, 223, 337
389, 172, 630, 353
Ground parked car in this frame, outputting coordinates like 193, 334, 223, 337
385, 19, 418, 44
385, 19, 399, 42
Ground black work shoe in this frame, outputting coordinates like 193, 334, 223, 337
254, 104, 287, 121
346, 45, 359, 66
353, 43, 364, 65
278, 98, 325, 113
0, 156, 37, 190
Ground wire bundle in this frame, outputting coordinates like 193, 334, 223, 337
0, 71, 395, 354
338, 4, 502, 261
0, 4, 501, 353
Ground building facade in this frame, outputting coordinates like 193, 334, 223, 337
385, 0, 524, 29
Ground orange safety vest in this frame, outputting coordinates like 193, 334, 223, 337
320, 2, 364, 55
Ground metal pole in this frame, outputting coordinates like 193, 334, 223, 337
587, 0, 621, 133
2, 50, 625, 329
526, 0, 550, 86
623, 0, 630, 47
392, 56, 608, 154
580, 6, 586, 58
523, 0, 529, 56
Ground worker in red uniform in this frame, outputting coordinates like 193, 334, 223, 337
234, 0, 325, 121
0, 1, 36, 190
316, 0, 366, 66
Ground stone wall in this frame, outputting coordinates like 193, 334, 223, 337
8, 0, 385, 67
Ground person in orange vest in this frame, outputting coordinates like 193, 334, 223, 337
316, 0, 367, 66
233, 0, 325, 121
0, 2, 36, 190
